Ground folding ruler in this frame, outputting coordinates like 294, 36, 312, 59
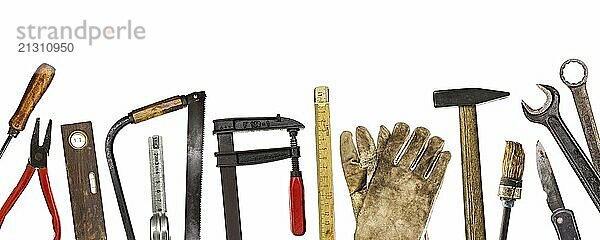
314, 86, 335, 240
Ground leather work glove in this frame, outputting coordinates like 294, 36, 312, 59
341, 123, 451, 240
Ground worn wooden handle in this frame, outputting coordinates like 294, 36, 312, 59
61, 122, 108, 240
129, 95, 186, 124
458, 106, 487, 240
9, 63, 55, 134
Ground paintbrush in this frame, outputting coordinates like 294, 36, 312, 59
497, 141, 525, 240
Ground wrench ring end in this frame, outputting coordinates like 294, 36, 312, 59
560, 59, 588, 87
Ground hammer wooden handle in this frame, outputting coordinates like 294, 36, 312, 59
129, 95, 187, 124
459, 106, 487, 240
9, 63, 55, 135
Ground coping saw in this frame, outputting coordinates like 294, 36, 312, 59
105, 91, 206, 240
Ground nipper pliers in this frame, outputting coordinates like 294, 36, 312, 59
0, 118, 60, 240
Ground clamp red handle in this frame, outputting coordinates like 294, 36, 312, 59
289, 176, 306, 236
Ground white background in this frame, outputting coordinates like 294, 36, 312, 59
1, 1, 600, 239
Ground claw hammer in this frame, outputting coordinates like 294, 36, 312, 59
433, 88, 509, 240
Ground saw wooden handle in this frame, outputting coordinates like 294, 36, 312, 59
458, 106, 487, 240
129, 95, 186, 124
9, 63, 55, 134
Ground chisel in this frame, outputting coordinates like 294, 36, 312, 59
0, 63, 55, 160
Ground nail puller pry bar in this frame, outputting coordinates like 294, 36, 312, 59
214, 115, 306, 240
0, 118, 60, 240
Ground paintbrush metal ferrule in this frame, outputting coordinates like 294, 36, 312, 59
498, 141, 525, 204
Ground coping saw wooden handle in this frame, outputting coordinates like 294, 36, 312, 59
129, 95, 187, 124
290, 176, 306, 236
9, 63, 55, 135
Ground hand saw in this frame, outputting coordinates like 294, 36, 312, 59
214, 115, 306, 240
314, 86, 335, 240
105, 91, 206, 240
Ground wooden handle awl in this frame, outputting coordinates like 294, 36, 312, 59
9, 63, 55, 135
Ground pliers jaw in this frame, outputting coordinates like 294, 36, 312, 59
29, 118, 52, 168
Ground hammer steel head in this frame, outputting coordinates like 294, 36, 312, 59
433, 88, 510, 108
521, 84, 560, 124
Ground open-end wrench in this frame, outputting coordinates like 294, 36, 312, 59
522, 84, 600, 212
560, 59, 600, 173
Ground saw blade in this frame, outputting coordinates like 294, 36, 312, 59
185, 92, 206, 240
536, 141, 565, 212
314, 86, 335, 240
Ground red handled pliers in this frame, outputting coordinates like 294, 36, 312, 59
0, 118, 60, 240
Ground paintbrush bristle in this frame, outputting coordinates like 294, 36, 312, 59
501, 141, 525, 180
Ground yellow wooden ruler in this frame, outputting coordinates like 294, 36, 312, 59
314, 86, 335, 240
